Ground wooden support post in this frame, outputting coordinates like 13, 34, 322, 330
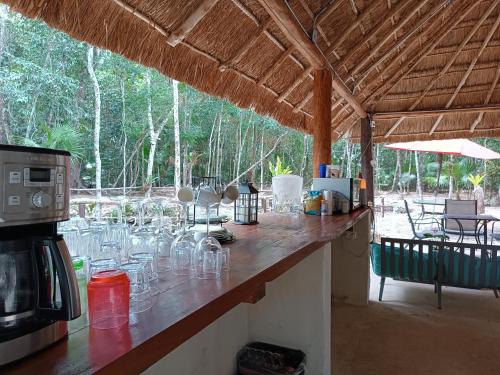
360, 116, 374, 205
313, 69, 332, 177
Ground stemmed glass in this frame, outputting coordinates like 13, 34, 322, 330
194, 201, 223, 280
171, 200, 197, 275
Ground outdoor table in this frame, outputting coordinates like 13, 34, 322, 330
441, 214, 499, 244
413, 199, 446, 218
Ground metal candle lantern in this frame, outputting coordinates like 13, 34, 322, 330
234, 182, 259, 225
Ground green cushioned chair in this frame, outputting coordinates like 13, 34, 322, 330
440, 250, 500, 289
371, 242, 436, 302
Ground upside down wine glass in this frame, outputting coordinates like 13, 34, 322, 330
194, 203, 223, 279
171, 202, 196, 275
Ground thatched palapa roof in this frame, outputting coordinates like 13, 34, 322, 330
3, 0, 500, 142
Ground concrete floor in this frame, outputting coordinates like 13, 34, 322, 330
333, 273, 500, 375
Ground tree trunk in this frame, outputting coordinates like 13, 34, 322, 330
391, 150, 401, 193
173, 79, 181, 194
260, 130, 264, 190
434, 153, 443, 197
346, 141, 353, 178
214, 111, 222, 177
448, 156, 454, 199
236, 114, 251, 182
248, 119, 257, 183
86, 45, 102, 218
300, 134, 308, 178
120, 78, 127, 196
415, 151, 423, 198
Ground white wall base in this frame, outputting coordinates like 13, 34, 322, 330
331, 213, 371, 305
143, 243, 331, 375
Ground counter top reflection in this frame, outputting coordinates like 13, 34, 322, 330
4, 209, 370, 375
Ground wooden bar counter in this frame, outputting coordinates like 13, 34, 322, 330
4, 208, 371, 375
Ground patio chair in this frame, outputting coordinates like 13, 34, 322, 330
444, 199, 481, 240
404, 200, 447, 240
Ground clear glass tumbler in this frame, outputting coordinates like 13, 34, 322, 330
120, 262, 153, 313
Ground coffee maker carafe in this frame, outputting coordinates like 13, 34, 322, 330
0, 145, 81, 366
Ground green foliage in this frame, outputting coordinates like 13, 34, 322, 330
268, 156, 292, 177
467, 174, 485, 187
22, 123, 84, 161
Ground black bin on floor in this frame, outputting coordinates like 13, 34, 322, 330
237, 342, 306, 375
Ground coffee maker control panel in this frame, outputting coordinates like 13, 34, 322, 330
0, 145, 70, 226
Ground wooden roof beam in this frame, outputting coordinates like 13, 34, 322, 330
354, 0, 449, 91
336, 0, 413, 70
324, 0, 381, 59
296, 0, 331, 47
470, 63, 500, 132
367, 0, 479, 103
382, 0, 498, 138
430, 11, 500, 135
220, 18, 272, 71
374, 104, 500, 120
350, 0, 429, 77
167, 0, 220, 47
257, 0, 367, 118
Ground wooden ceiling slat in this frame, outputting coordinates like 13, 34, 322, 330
350, 0, 429, 77
470, 63, 500, 132
429, 11, 500, 134
293, 91, 313, 113
382, 0, 498, 138
369, 0, 479, 104
220, 18, 272, 71
336, 0, 414, 72
257, 0, 367, 117
324, 0, 382, 61
278, 66, 313, 102
296, 0, 331, 47
354, 0, 449, 92
167, 0, 220, 47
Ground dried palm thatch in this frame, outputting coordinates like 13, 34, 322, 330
2, 0, 500, 143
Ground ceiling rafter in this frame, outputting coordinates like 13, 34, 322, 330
166, 0, 220, 47
354, 0, 449, 92
296, 0, 331, 47
349, 0, 429, 78
429, 11, 500, 135
294, 91, 313, 113
257, 0, 367, 117
220, 18, 272, 71
374, 104, 500, 120
323, 0, 383, 61
470, 63, 500, 132
382, 0, 497, 138
258, 47, 294, 86
367, 0, 479, 103
384, 83, 500, 100
430, 39, 500, 57
336, 0, 414, 73
404, 61, 498, 80
278, 66, 313, 102
362, 4, 459, 97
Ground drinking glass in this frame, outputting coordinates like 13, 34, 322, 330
130, 229, 157, 257
194, 237, 223, 279
221, 248, 231, 273
96, 241, 122, 263
157, 231, 174, 273
88, 258, 119, 279
105, 223, 131, 262
120, 262, 153, 313
171, 202, 196, 275
79, 228, 101, 260
60, 227, 80, 257
129, 252, 159, 294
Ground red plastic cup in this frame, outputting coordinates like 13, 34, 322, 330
87, 270, 130, 329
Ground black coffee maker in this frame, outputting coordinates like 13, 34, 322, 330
0, 145, 81, 365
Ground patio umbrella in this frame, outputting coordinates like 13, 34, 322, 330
385, 138, 500, 196
385, 138, 500, 160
